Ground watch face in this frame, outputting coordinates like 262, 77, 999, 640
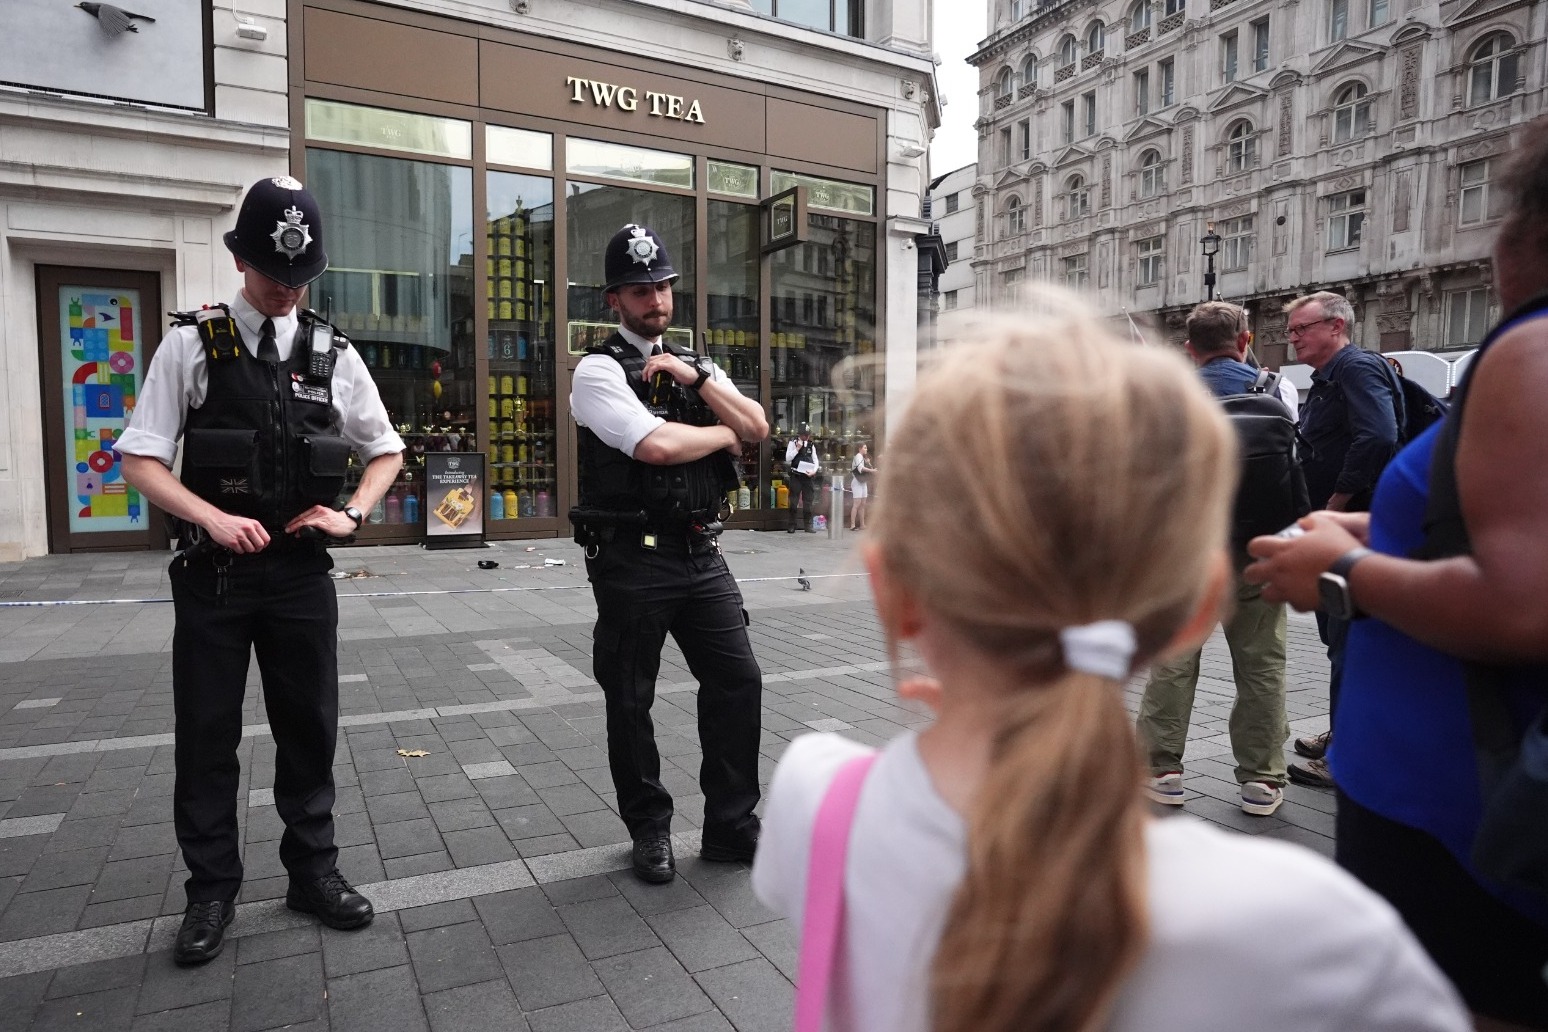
1317, 572, 1353, 620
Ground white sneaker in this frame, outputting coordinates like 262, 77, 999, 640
1240, 781, 1285, 816
1145, 772, 1186, 806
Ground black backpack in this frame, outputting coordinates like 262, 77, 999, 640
1393, 372, 1449, 444
1218, 369, 1311, 552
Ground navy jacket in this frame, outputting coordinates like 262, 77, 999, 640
1298, 344, 1401, 511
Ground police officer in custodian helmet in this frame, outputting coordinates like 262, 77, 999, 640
569, 223, 770, 883
117, 176, 404, 964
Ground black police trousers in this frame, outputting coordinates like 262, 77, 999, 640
788, 473, 815, 530
169, 545, 340, 903
585, 532, 762, 842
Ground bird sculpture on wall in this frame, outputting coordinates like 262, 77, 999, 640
75, 2, 157, 37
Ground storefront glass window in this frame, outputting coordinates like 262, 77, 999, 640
708, 160, 759, 198
486, 172, 558, 520
567, 138, 694, 190
487, 125, 554, 171
307, 147, 476, 529
305, 99, 472, 160
565, 184, 696, 355
769, 214, 877, 517
707, 200, 762, 507
771, 171, 874, 216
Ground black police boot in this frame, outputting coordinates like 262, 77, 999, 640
701, 816, 760, 864
173, 900, 235, 966
632, 834, 676, 884
286, 869, 375, 929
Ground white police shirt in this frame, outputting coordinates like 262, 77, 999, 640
569, 324, 740, 459
116, 293, 404, 467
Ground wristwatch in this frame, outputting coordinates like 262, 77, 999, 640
341, 505, 364, 529
1318, 546, 1374, 620
690, 357, 713, 392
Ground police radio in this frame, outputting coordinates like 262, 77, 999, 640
308, 322, 334, 379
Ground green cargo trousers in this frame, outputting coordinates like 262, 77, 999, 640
1136, 571, 1289, 786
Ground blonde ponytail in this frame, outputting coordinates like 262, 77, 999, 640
932, 674, 1147, 1032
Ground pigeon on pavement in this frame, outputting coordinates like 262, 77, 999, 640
798, 568, 811, 592
76, 2, 157, 37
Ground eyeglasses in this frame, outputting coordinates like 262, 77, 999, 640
1287, 316, 1335, 338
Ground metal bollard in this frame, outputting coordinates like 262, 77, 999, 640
829, 482, 844, 540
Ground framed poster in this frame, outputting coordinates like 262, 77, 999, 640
424, 452, 485, 549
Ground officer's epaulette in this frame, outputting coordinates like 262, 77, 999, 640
169, 303, 230, 329
170, 304, 244, 361
587, 340, 631, 360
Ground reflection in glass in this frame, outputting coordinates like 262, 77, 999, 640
708, 161, 759, 198
305, 99, 472, 160
486, 172, 557, 520
707, 200, 762, 507
487, 125, 554, 171
307, 148, 475, 529
771, 171, 874, 216
769, 215, 877, 520
565, 184, 696, 355
567, 138, 694, 190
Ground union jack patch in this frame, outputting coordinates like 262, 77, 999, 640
220, 477, 250, 495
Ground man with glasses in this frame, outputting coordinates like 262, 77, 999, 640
1281, 290, 1402, 788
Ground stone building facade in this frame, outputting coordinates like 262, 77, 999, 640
927, 162, 983, 344
967, 0, 1545, 364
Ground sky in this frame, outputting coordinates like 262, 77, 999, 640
930, 2, 989, 178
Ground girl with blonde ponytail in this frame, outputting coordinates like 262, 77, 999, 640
750, 295, 1468, 1032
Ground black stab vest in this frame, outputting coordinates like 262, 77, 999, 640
576, 333, 738, 522
175, 306, 352, 530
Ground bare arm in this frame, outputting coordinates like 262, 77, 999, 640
121, 454, 271, 553
285, 450, 404, 538
633, 422, 741, 466
644, 352, 768, 442
1246, 324, 1548, 663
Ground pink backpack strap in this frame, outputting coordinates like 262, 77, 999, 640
794, 751, 879, 1032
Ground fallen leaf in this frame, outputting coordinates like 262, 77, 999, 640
396, 748, 430, 758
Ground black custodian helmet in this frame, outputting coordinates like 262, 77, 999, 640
604, 224, 678, 291
223, 176, 329, 288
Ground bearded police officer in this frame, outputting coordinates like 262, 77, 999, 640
117, 177, 404, 965
570, 224, 769, 883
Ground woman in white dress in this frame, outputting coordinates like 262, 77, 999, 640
849, 443, 876, 530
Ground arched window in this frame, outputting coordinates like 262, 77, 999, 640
1005, 196, 1027, 235
1060, 34, 1079, 66
997, 68, 1015, 101
1139, 149, 1165, 197
1066, 174, 1091, 219
1469, 33, 1520, 106
1333, 82, 1371, 142
1226, 120, 1258, 173
1163, 0, 1184, 15
1129, 0, 1151, 34
1021, 54, 1039, 89
1087, 21, 1107, 54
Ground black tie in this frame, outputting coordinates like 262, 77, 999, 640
648, 343, 669, 406
257, 318, 278, 363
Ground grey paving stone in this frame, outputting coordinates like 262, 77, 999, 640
738, 921, 796, 982
0, 834, 48, 879
44, 951, 146, 999
416, 772, 479, 803
693, 956, 792, 1032
95, 855, 175, 903
559, 810, 631, 849
80, 893, 164, 930
236, 924, 321, 965
384, 851, 454, 880
592, 945, 714, 1028
646, 905, 764, 973
497, 933, 605, 1012
129, 999, 231, 1032
31, 985, 139, 1032
365, 790, 432, 825
526, 994, 629, 1032
443, 826, 520, 868
374, 818, 444, 860
328, 962, 431, 1032
637, 1011, 737, 1032
135, 948, 236, 1013
474, 776, 541, 810
471, 886, 566, 946
423, 978, 531, 1032
399, 898, 478, 933
229, 944, 326, 1032
558, 895, 661, 960
427, 797, 497, 834
18, 845, 110, 892
0, 883, 91, 939
675, 861, 776, 930
539, 874, 618, 907
406, 920, 505, 995
320, 913, 410, 978
536, 782, 607, 817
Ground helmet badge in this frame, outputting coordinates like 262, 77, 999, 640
270, 175, 304, 190
271, 204, 313, 261
625, 226, 659, 267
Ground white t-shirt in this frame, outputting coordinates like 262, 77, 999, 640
568, 324, 740, 459
752, 732, 1469, 1032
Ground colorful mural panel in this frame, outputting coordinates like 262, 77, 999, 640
58, 287, 145, 534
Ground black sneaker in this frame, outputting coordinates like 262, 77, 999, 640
173, 900, 235, 966
286, 869, 374, 929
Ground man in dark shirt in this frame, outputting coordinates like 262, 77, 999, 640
1283, 290, 1402, 787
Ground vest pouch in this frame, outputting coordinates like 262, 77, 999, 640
183, 428, 261, 502
297, 434, 351, 505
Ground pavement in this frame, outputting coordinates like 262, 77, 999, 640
0, 527, 1336, 1032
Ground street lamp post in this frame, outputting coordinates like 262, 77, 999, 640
1200, 219, 1221, 302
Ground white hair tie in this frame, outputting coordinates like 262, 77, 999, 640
1059, 620, 1137, 680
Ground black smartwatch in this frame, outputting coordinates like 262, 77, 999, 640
1318, 546, 1374, 620
341, 505, 364, 529
691, 357, 713, 392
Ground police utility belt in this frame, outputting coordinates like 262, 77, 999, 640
569, 506, 725, 556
